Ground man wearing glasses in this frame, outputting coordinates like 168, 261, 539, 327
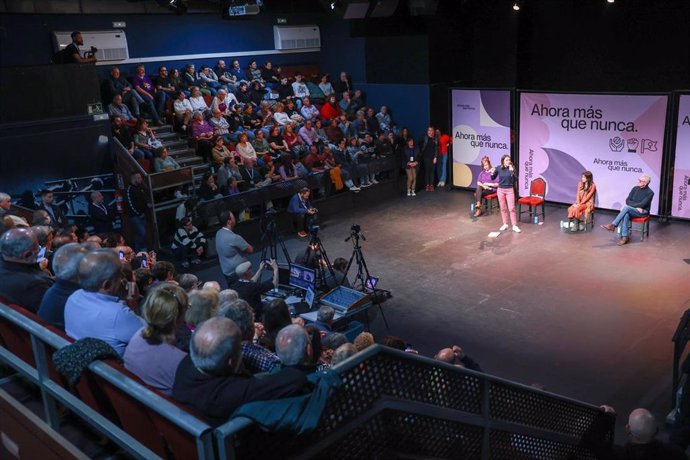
601, 175, 654, 246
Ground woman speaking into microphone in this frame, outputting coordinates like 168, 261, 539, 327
490, 155, 520, 233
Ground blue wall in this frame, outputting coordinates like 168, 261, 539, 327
358, 83, 430, 136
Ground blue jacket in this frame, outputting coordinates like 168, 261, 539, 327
288, 194, 311, 215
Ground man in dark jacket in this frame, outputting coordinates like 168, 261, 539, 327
88, 191, 114, 236
37, 243, 86, 330
600, 174, 654, 246
0, 228, 54, 312
126, 173, 148, 251
172, 317, 307, 427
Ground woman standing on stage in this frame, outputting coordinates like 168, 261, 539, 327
490, 154, 520, 233
473, 156, 498, 217
566, 171, 596, 232
403, 138, 419, 196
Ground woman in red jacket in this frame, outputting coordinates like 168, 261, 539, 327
320, 95, 342, 122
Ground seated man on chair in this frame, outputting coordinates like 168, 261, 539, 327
288, 187, 318, 238
601, 174, 654, 246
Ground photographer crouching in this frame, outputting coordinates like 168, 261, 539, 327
288, 187, 318, 238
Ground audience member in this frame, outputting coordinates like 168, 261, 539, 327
172, 317, 308, 427
0, 228, 54, 312
218, 299, 280, 374
64, 249, 143, 356
38, 189, 65, 230
173, 91, 193, 132
312, 305, 335, 338
176, 287, 220, 353
230, 259, 278, 319
37, 243, 86, 330
124, 283, 188, 396
153, 147, 181, 172
259, 299, 293, 352
331, 343, 357, 366
132, 64, 163, 125
88, 191, 114, 235
215, 210, 254, 287
178, 273, 200, 292
126, 173, 148, 251
353, 332, 375, 352
434, 345, 483, 372
171, 217, 206, 268
218, 289, 239, 304
108, 94, 137, 127
275, 324, 313, 373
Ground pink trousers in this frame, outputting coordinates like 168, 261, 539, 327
497, 187, 518, 226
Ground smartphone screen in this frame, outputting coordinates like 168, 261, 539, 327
118, 250, 125, 262
37, 246, 47, 263
141, 258, 147, 268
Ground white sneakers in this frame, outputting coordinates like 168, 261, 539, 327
411, 190, 416, 196
349, 186, 361, 193
437, 181, 445, 187
499, 224, 521, 233
406, 189, 416, 196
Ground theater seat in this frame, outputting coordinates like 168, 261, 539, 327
518, 177, 546, 222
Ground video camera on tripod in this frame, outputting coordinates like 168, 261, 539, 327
344, 224, 365, 242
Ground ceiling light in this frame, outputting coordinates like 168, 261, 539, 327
512, 2, 520, 11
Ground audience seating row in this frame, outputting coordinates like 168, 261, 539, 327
0, 295, 615, 460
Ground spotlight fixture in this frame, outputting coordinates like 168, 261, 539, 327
607, 0, 614, 3
512, 2, 520, 11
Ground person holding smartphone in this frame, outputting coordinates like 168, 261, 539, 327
490, 154, 520, 233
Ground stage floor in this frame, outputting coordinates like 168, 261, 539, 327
196, 187, 690, 437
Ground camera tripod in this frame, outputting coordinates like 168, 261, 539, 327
342, 229, 390, 329
301, 230, 335, 289
260, 212, 291, 264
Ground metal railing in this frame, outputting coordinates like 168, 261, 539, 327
0, 302, 214, 460
214, 345, 615, 460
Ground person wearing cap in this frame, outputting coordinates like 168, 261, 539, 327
229, 259, 278, 319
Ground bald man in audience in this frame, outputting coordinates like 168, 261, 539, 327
0, 228, 54, 312
433, 345, 483, 372
172, 317, 307, 427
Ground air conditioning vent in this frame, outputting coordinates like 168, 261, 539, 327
273, 25, 320, 50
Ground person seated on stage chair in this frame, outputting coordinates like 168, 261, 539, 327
474, 156, 498, 217
600, 174, 653, 246
171, 217, 206, 269
218, 299, 280, 374
288, 187, 318, 238
230, 259, 279, 320
313, 305, 335, 338
324, 257, 352, 290
172, 317, 308, 427
566, 171, 596, 232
